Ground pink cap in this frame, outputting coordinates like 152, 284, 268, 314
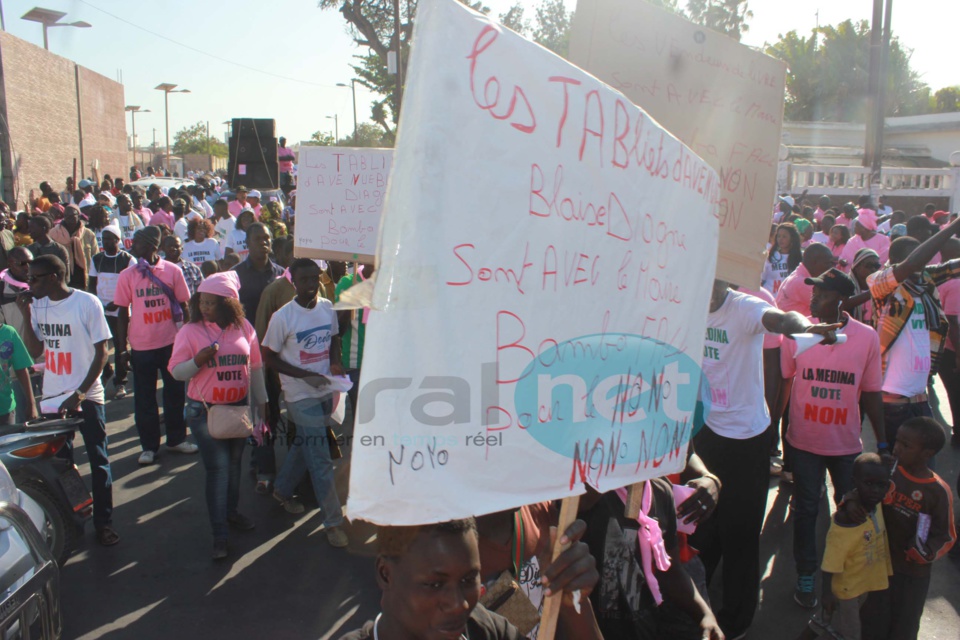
857, 208, 877, 231
197, 271, 240, 300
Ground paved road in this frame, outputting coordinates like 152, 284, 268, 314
59, 382, 960, 639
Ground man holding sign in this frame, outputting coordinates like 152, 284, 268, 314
693, 281, 839, 638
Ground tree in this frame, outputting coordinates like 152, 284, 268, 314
685, 0, 752, 42
499, 3, 528, 34
765, 20, 930, 122
341, 122, 395, 148
532, 0, 573, 57
173, 122, 228, 157
309, 131, 336, 146
934, 87, 960, 113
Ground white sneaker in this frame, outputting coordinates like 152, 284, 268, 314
138, 450, 156, 465
167, 441, 199, 454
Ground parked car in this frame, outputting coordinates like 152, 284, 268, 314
210, 188, 287, 209
0, 459, 62, 639
128, 177, 196, 192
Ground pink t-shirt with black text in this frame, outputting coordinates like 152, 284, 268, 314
113, 259, 191, 351
776, 263, 813, 317
169, 319, 262, 404
781, 317, 882, 456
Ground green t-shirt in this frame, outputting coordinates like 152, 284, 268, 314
0, 324, 33, 415
334, 274, 366, 369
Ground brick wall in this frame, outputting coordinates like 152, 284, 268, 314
0, 32, 125, 207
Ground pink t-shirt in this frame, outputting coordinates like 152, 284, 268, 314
939, 278, 960, 353
228, 200, 261, 219
113, 259, 191, 351
135, 206, 153, 226
149, 210, 175, 229
776, 263, 813, 317
781, 317, 882, 456
740, 287, 782, 350
839, 233, 890, 272
169, 319, 262, 404
278, 146, 295, 173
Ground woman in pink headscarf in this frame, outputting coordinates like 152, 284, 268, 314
168, 271, 266, 560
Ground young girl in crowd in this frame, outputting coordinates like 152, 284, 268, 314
223, 209, 256, 262
183, 219, 222, 265
761, 222, 802, 294
829, 223, 851, 259
168, 272, 266, 560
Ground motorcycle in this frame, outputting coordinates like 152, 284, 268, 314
0, 418, 92, 566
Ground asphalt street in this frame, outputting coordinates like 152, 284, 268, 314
58, 381, 960, 639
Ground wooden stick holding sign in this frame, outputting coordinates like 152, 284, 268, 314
535, 495, 580, 640
624, 482, 645, 519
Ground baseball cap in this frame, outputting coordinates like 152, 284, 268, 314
248, 190, 262, 199
778, 195, 795, 208
78, 179, 93, 188
805, 268, 856, 296
235, 185, 248, 193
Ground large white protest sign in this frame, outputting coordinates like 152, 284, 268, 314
346, 0, 720, 526
294, 145, 391, 262
569, 0, 787, 289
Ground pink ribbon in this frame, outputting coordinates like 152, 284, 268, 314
615, 483, 672, 605
0, 270, 27, 289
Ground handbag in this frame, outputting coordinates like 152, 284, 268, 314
199, 329, 254, 440
203, 401, 253, 440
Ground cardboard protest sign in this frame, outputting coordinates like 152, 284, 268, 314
293, 145, 391, 262
346, 0, 720, 526
569, 0, 787, 289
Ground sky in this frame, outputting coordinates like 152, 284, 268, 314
1, 0, 956, 149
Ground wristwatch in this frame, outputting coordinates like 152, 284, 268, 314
74, 390, 86, 403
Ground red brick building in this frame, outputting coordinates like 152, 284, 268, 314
0, 31, 126, 207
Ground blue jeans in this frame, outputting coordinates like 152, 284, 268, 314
274, 397, 343, 528
55, 400, 113, 529
791, 447, 857, 575
186, 400, 245, 540
130, 345, 187, 453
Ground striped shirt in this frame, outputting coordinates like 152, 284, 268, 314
867, 260, 960, 378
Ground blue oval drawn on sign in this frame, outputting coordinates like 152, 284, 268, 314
514, 333, 710, 473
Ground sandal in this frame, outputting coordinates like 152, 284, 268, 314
97, 526, 120, 547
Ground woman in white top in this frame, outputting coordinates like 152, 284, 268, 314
223, 209, 256, 262
760, 222, 802, 295
183, 218, 223, 265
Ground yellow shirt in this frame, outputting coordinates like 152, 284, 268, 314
821, 509, 893, 600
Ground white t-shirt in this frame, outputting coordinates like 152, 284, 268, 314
882, 302, 931, 397
702, 290, 774, 439
760, 250, 792, 295
213, 215, 235, 245
262, 297, 339, 404
173, 217, 190, 242
224, 229, 249, 261
109, 213, 143, 251
182, 238, 222, 265
31, 290, 112, 411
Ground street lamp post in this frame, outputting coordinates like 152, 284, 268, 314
326, 115, 339, 144
125, 105, 150, 169
21, 7, 91, 51
337, 80, 358, 144
154, 83, 190, 174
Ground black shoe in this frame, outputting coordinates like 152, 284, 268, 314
794, 573, 818, 609
227, 512, 255, 531
212, 538, 228, 560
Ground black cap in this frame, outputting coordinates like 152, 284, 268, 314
805, 268, 856, 296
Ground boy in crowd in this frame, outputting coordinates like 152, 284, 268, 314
861, 417, 956, 640
796, 453, 892, 640
88, 223, 132, 398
